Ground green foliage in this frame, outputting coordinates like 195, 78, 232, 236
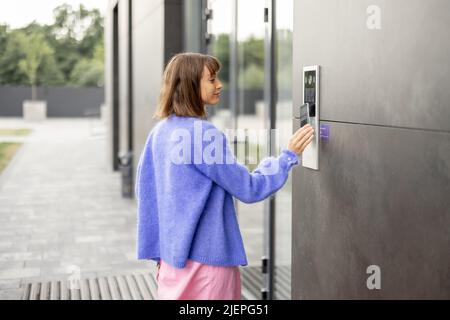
38, 51, 65, 85
69, 43, 104, 86
239, 63, 264, 90
0, 143, 21, 174
211, 34, 266, 90
211, 34, 230, 89
211, 31, 293, 91
18, 32, 53, 86
276, 29, 293, 91
0, 128, 32, 136
0, 29, 28, 85
0, 24, 8, 50
238, 36, 264, 89
239, 36, 264, 74
0, 4, 104, 87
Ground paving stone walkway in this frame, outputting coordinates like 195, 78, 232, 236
0, 118, 153, 300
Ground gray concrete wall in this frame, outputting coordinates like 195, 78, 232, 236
292, 0, 450, 299
132, 0, 184, 181
131, 0, 165, 177
0, 86, 104, 117
183, 0, 202, 53
105, 0, 183, 178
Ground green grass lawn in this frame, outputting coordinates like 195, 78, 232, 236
0, 129, 32, 136
0, 143, 21, 174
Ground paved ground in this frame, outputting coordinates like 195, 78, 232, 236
0, 118, 153, 300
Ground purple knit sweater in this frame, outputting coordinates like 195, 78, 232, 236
135, 114, 299, 268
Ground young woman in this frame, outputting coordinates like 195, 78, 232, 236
136, 52, 314, 300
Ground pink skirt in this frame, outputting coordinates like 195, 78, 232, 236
156, 259, 241, 300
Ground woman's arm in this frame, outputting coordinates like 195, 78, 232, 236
191, 121, 314, 203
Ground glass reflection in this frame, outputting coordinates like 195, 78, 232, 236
274, 0, 294, 300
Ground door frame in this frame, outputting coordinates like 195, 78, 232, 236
263, 0, 277, 300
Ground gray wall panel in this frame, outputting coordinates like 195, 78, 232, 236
292, 122, 450, 299
183, 0, 202, 53
293, 0, 450, 299
106, 0, 182, 186
294, 0, 450, 131
0, 86, 103, 117
45, 87, 104, 117
165, 0, 184, 63
131, 0, 165, 177
132, 0, 164, 29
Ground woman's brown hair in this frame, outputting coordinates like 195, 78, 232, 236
154, 52, 221, 119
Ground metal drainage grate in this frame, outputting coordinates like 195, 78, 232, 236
241, 266, 291, 300
22, 267, 291, 300
22, 273, 158, 300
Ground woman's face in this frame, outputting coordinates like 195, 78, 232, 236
200, 66, 223, 106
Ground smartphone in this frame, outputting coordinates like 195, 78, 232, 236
300, 103, 310, 127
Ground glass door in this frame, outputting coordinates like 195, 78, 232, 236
207, 0, 267, 267
207, 0, 280, 300
235, 0, 268, 274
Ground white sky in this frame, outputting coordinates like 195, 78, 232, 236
0, 0, 107, 28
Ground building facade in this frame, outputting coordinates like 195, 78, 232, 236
105, 0, 450, 299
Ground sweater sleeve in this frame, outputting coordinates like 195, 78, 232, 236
191, 122, 299, 204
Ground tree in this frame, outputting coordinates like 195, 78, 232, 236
69, 43, 104, 86
18, 32, 54, 100
0, 4, 104, 88
49, 4, 104, 82
78, 8, 104, 58
0, 28, 28, 85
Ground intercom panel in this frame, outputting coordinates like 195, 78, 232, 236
302, 65, 319, 170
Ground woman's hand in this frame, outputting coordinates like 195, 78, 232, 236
287, 124, 315, 155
